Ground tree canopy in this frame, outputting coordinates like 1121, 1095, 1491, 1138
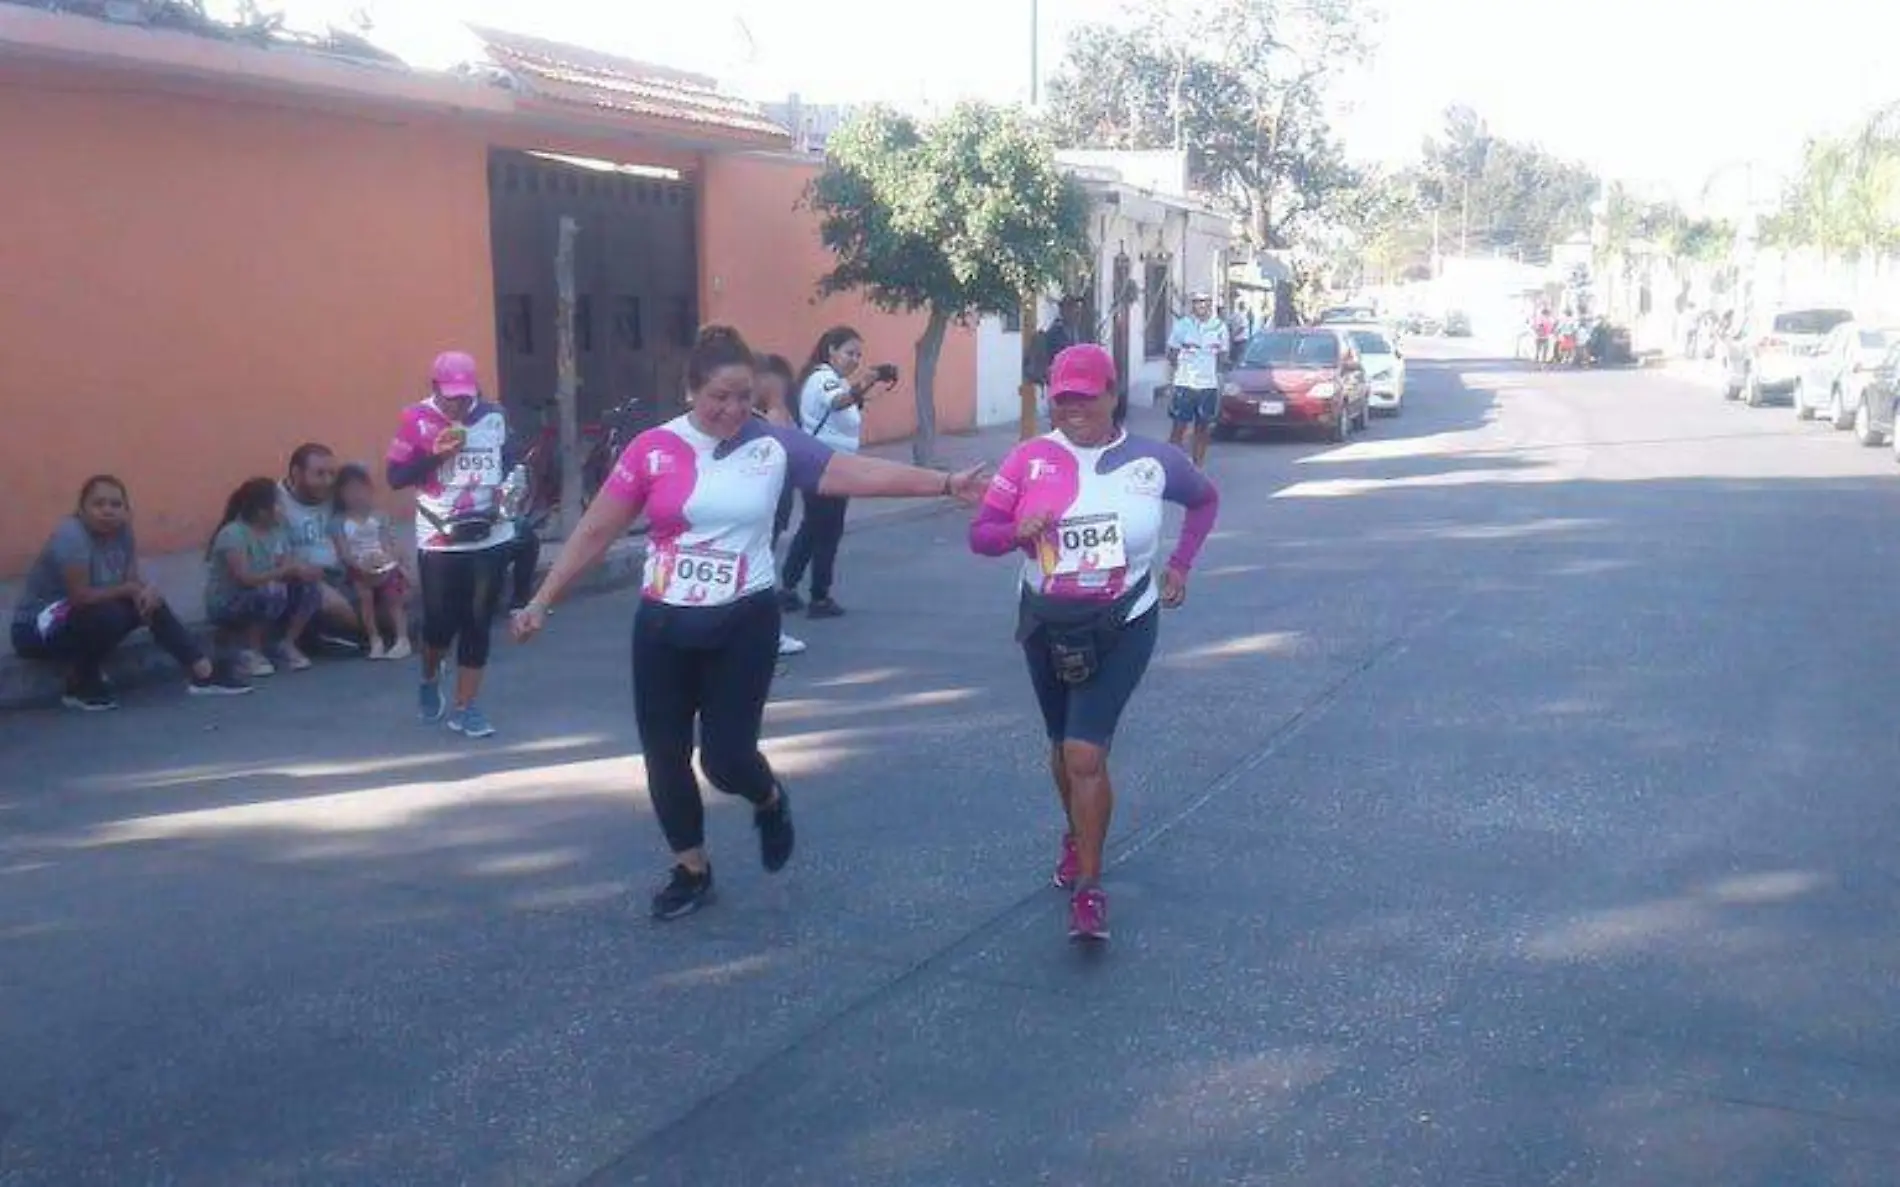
1759, 105, 1900, 260
1414, 105, 1599, 264
806, 103, 1090, 460
1042, 0, 1372, 251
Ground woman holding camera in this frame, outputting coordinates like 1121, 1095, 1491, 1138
386, 349, 516, 739
780, 326, 897, 619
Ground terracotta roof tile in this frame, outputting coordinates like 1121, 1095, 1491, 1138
470, 25, 787, 144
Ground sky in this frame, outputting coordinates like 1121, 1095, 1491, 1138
223, 0, 1900, 210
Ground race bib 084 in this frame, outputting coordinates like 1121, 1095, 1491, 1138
1044, 512, 1127, 578
653, 544, 743, 607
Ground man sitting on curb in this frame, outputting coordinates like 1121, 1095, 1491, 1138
278, 443, 367, 652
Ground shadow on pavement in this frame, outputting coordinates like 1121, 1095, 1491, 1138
5, 415, 1900, 1184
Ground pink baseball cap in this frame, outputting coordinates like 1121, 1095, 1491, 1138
1048, 343, 1117, 402
431, 350, 481, 398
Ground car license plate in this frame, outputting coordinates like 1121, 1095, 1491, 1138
1256, 399, 1285, 415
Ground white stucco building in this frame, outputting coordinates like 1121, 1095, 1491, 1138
972, 151, 1248, 427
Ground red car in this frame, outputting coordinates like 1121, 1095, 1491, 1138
1215, 327, 1371, 443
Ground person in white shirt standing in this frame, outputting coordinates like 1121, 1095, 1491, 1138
1167, 291, 1228, 468
780, 325, 898, 619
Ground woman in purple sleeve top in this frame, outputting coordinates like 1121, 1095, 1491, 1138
970, 343, 1220, 942
512, 325, 991, 922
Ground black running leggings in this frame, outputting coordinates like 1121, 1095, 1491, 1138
632, 590, 781, 853
782, 492, 849, 601
419, 547, 506, 668
11, 597, 203, 686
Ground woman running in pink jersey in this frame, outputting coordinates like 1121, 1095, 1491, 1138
514, 326, 989, 920
970, 344, 1220, 942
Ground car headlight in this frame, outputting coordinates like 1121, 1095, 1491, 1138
1222, 381, 1241, 398
1311, 381, 1338, 399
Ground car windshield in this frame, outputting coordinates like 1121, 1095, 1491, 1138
1773, 309, 1853, 335
1349, 330, 1393, 355
1243, 331, 1340, 367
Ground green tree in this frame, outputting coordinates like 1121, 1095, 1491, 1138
1417, 105, 1598, 263
1761, 108, 1900, 260
1043, 0, 1373, 253
807, 103, 1091, 464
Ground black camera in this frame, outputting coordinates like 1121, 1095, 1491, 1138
872, 363, 900, 385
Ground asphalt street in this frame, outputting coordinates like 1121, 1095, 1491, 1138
6, 342, 1900, 1185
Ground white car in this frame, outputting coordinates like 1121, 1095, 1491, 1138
1792, 321, 1898, 432
1341, 324, 1405, 415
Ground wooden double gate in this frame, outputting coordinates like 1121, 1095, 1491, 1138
486, 149, 698, 436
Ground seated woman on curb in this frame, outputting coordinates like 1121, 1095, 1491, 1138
9, 475, 251, 710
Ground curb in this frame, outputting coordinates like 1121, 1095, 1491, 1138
0, 496, 969, 711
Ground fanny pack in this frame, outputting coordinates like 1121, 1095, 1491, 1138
1016, 575, 1150, 686
418, 502, 497, 545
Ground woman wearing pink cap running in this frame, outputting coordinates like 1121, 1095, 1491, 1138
970, 343, 1220, 942
385, 350, 519, 738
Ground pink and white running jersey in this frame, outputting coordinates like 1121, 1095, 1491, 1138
971, 430, 1219, 619
386, 400, 516, 553
601, 413, 832, 607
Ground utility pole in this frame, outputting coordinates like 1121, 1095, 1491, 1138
1029, 0, 1040, 106
1460, 178, 1470, 257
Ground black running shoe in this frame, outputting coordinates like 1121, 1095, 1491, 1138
755, 786, 795, 872
650, 864, 714, 921
189, 665, 254, 697
806, 598, 846, 619
61, 679, 118, 712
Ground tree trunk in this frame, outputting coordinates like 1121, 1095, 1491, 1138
911, 307, 951, 467
554, 216, 581, 539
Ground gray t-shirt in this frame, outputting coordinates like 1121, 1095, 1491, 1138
277, 481, 338, 572
12, 517, 135, 627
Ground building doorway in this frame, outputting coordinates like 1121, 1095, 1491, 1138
486, 149, 699, 436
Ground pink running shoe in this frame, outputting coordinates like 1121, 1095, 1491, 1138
1068, 886, 1109, 942
1053, 833, 1080, 890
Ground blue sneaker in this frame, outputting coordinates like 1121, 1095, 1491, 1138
418, 679, 446, 723
447, 704, 495, 738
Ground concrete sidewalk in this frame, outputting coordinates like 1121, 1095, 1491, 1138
0, 420, 1033, 709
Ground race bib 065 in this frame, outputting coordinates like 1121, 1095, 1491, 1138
652, 544, 743, 607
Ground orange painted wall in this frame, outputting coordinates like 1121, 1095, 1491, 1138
697, 152, 977, 446
0, 66, 497, 576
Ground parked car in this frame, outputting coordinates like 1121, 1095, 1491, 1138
1724, 306, 1854, 406
1216, 327, 1370, 443
1316, 305, 1379, 326
1792, 322, 1899, 435
1341, 324, 1406, 415
1854, 342, 1900, 448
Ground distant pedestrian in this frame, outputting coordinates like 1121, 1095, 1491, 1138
11, 475, 249, 709
513, 324, 988, 921
970, 343, 1220, 942
1167, 292, 1228, 468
